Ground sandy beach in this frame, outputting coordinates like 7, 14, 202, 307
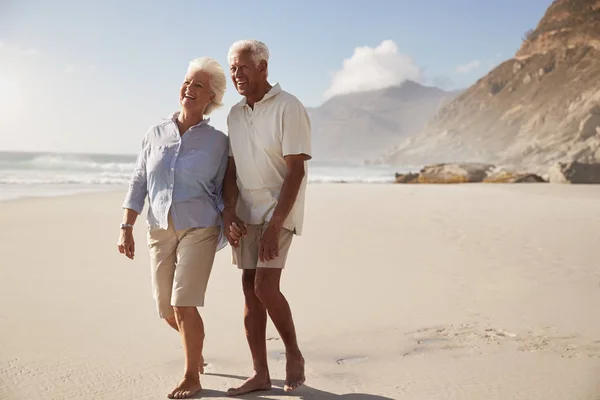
2, 183, 600, 399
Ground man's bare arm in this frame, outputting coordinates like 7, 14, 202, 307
269, 154, 308, 230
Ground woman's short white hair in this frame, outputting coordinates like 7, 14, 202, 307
187, 56, 226, 115
227, 39, 270, 76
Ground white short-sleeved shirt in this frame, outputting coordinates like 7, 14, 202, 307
227, 83, 312, 235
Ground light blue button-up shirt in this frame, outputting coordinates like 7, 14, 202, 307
122, 112, 228, 250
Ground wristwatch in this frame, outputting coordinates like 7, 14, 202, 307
120, 223, 133, 229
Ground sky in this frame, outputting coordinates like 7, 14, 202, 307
0, 0, 554, 155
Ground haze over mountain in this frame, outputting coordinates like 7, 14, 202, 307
307, 80, 460, 162
377, 0, 600, 172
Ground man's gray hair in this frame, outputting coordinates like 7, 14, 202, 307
228, 39, 270, 75
187, 56, 226, 115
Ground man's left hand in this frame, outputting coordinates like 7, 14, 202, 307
259, 223, 281, 262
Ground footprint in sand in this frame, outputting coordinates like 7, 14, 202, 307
517, 331, 600, 358
403, 323, 518, 356
406, 323, 600, 359
336, 356, 369, 365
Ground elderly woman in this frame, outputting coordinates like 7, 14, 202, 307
117, 56, 228, 399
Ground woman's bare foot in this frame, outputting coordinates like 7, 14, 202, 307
284, 354, 305, 392
226, 372, 271, 396
167, 374, 202, 399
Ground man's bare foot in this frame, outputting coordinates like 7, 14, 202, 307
226, 372, 271, 396
284, 354, 305, 392
167, 375, 202, 399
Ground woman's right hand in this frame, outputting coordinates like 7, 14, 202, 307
117, 228, 135, 260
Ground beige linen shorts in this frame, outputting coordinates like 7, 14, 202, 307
232, 223, 294, 269
147, 219, 219, 319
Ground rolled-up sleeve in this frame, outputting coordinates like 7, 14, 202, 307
282, 99, 312, 160
122, 133, 149, 214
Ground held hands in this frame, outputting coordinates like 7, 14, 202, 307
223, 208, 247, 248
117, 228, 135, 260
222, 208, 281, 262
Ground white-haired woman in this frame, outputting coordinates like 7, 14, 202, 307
117, 56, 228, 399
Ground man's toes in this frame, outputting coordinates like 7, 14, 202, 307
284, 379, 304, 391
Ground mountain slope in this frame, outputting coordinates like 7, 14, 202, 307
308, 81, 459, 162
378, 0, 600, 171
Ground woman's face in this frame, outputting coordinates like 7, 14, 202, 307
180, 70, 214, 115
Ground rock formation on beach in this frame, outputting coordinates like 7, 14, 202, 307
394, 163, 546, 184
377, 0, 600, 176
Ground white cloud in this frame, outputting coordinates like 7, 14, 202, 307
456, 60, 481, 74
65, 65, 76, 74
324, 40, 422, 99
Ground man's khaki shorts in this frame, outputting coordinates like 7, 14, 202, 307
147, 220, 219, 319
232, 223, 294, 269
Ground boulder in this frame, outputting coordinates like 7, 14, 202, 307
416, 163, 495, 183
484, 170, 546, 183
547, 161, 600, 183
394, 172, 419, 183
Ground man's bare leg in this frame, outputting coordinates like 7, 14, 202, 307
227, 270, 272, 396
167, 307, 204, 399
165, 316, 205, 374
254, 269, 305, 392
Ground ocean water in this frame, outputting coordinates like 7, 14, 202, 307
0, 151, 408, 201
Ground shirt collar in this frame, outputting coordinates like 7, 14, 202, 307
167, 111, 210, 128
238, 83, 282, 107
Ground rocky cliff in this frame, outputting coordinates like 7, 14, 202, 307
378, 0, 600, 172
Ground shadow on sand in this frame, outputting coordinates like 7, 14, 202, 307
201, 373, 395, 399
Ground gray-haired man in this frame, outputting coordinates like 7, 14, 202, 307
222, 39, 311, 396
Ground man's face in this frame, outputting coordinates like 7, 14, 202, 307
229, 50, 265, 97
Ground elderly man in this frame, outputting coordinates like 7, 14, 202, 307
222, 39, 311, 396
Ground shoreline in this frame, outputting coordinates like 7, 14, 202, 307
2, 178, 599, 204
